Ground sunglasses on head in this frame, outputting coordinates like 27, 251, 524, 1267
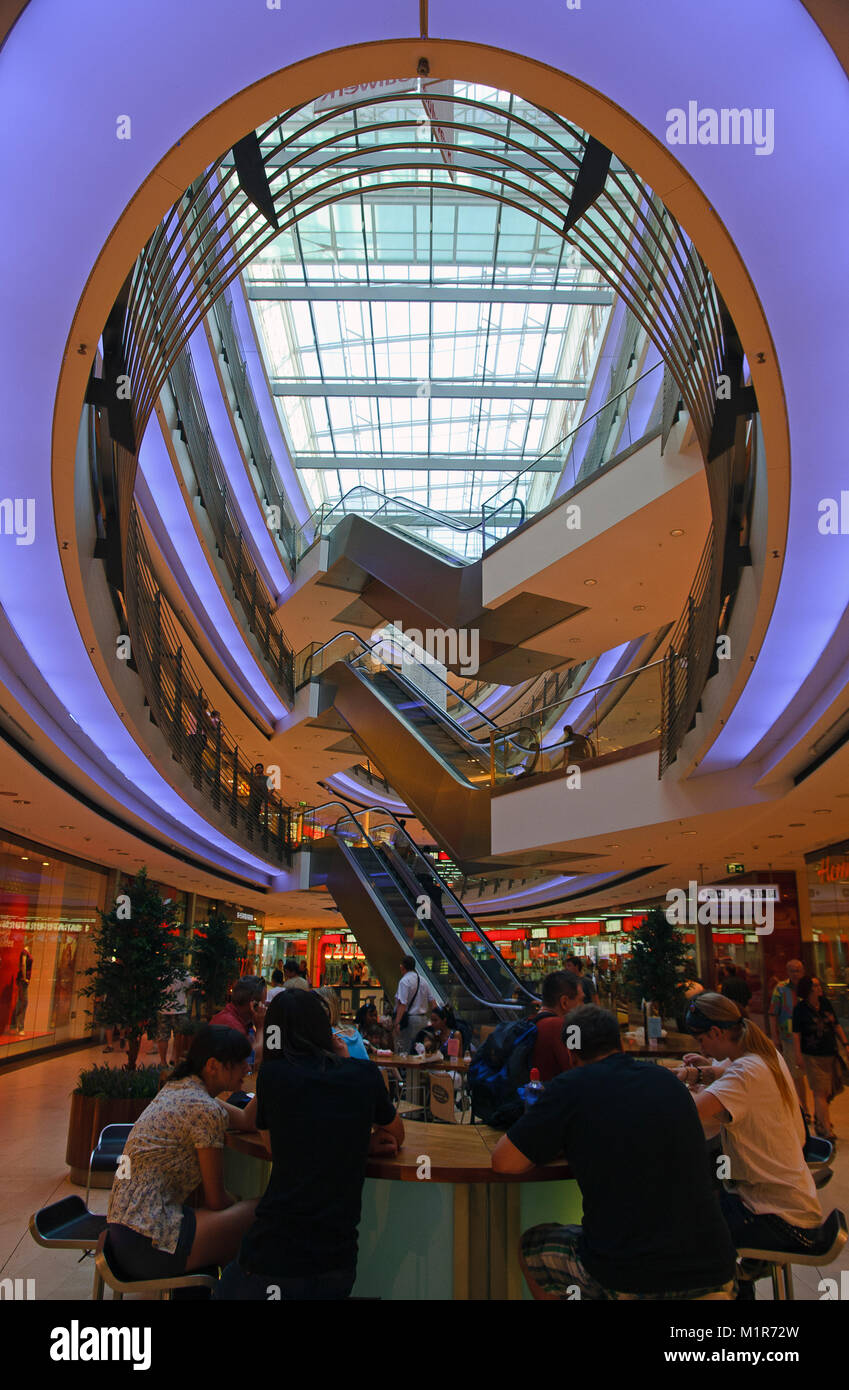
684, 1003, 738, 1035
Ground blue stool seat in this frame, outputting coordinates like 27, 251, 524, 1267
30, 1195, 107, 1250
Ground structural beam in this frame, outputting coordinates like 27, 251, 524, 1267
271, 379, 587, 400
247, 282, 613, 306
293, 453, 561, 471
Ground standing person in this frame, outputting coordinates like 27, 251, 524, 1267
393, 955, 438, 1053
106, 1026, 260, 1281
720, 964, 752, 1015
157, 969, 195, 1068
266, 969, 286, 1003
215, 990, 404, 1300
565, 956, 596, 1005
769, 958, 811, 1116
492, 1007, 736, 1300
283, 959, 310, 991
793, 976, 847, 1141
676, 993, 823, 1298
247, 763, 267, 837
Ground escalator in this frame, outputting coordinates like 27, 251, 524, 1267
307, 803, 538, 1036
303, 630, 542, 867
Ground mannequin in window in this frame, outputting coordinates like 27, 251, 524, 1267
12, 943, 33, 1033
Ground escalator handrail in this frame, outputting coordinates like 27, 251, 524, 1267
299, 484, 523, 551
481, 359, 664, 515
300, 629, 540, 764
330, 803, 540, 1005
333, 824, 532, 1014
496, 655, 669, 756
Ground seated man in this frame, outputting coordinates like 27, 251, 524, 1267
492, 1006, 736, 1300
210, 976, 267, 1067
531, 970, 582, 1081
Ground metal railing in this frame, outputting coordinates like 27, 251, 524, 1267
293, 484, 524, 565
168, 346, 295, 702
123, 503, 294, 863
490, 659, 665, 780
483, 358, 663, 522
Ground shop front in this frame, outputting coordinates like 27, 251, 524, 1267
805, 839, 849, 1024
0, 835, 108, 1061
317, 933, 386, 1014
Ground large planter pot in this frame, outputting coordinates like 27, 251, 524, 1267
65, 1093, 152, 1186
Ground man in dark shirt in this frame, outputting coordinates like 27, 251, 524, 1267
492, 1006, 736, 1300
531, 970, 582, 1081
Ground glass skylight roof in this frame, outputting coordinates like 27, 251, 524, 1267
238, 83, 615, 552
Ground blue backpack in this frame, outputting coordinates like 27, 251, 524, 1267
468, 1018, 539, 1128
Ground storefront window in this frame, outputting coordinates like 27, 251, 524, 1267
0, 836, 108, 1059
806, 839, 849, 1025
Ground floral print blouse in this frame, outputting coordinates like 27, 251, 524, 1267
107, 1075, 228, 1252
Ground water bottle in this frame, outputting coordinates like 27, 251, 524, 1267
523, 1067, 545, 1111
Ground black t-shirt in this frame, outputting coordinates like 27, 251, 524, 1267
793, 999, 837, 1057
506, 1053, 736, 1294
240, 1055, 396, 1277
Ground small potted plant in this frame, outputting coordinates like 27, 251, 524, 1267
67, 869, 183, 1183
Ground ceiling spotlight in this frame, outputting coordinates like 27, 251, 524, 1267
767, 834, 783, 839
788, 822, 806, 827
681, 830, 697, 837
583, 578, 598, 587
20, 856, 28, 861
670, 528, 685, 537
633, 604, 646, 612
42, 861, 49, 866
813, 809, 831, 815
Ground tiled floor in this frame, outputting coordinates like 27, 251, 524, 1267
2, 1041, 848, 1301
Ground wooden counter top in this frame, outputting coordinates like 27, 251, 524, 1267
226, 1122, 571, 1185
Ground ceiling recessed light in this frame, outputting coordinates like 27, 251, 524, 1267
583, 578, 598, 587
681, 831, 697, 837
632, 604, 646, 612
788, 822, 806, 827
670, 528, 685, 537
20, 856, 28, 861
813, 809, 831, 815
42, 861, 49, 866
767, 834, 783, 839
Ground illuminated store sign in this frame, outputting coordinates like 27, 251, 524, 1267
815, 855, 849, 884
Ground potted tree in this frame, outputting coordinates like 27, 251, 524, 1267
67, 869, 183, 1183
621, 907, 690, 1041
191, 909, 242, 1019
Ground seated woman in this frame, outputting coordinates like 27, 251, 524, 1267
106, 1026, 259, 1280
425, 1003, 470, 1056
677, 993, 823, 1297
317, 985, 370, 1060
793, 974, 847, 1140
216, 989, 404, 1300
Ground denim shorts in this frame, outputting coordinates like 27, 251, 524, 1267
106, 1205, 197, 1280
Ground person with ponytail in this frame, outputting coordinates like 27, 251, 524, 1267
106, 1026, 260, 1282
678, 993, 822, 1295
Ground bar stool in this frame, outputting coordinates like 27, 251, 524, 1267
737, 1207, 847, 1300
93, 1231, 218, 1300
804, 1134, 835, 1189
30, 1195, 107, 1253
85, 1123, 134, 1205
